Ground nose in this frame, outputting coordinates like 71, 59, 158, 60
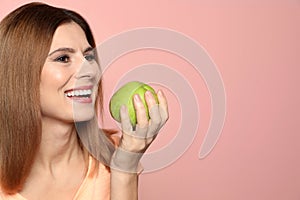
75, 57, 100, 80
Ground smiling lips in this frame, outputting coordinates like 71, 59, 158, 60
64, 86, 93, 103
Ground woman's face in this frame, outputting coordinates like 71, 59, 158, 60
40, 22, 100, 123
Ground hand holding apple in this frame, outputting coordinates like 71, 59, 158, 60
109, 81, 169, 173
109, 81, 158, 126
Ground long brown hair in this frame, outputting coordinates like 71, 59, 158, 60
0, 2, 114, 194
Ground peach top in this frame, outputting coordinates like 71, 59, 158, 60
0, 155, 111, 200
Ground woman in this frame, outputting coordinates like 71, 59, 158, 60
0, 2, 168, 200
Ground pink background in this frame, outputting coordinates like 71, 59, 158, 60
1, 0, 299, 199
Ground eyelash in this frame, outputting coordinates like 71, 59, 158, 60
84, 54, 96, 62
54, 54, 96, 63
55, 55, 70, 63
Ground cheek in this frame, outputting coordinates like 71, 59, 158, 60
40, 65, 72, 92
39, 67, 70, 110
39, 67, 72, 118
41, 68, 64, 86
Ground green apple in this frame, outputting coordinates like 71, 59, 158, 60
109, 81, 158, 126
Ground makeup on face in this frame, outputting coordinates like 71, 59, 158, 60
40, 22, 100, 122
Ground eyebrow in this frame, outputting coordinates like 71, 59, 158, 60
84, 47, 94, 54
48, 47, 94, 57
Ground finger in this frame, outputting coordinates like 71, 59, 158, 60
133, 94, 148, 128
157, 90, 169, 124
145, 90, 161, 131
145, 90, 157, 110
145, 90, 162, 125
120, 105, 133, 133
147, 104, 161, 138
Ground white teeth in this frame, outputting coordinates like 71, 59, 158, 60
65, 89, 92, 97
86, 90, 92, 95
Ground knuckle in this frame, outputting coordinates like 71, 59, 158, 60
137, 119, 148, 128
151, 116, 161, 127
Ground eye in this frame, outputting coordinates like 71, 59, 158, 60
84, 54, 96, 62
54, 55, 70, 63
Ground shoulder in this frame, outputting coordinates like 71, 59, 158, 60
73, 155, 111, 199
0, 189, 24, 200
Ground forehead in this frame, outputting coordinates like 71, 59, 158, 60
49, 22, 90, 51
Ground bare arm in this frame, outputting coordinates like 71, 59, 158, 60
110, 90, 168, 200
110, 170, 138, 200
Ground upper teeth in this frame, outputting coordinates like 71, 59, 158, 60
65, 89, 92, 97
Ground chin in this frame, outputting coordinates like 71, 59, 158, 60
72, 105, 95, 122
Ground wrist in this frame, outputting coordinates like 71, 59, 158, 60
110, 147, 144, 174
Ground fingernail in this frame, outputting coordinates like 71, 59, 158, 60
157, 90, 163, 97
145, 90, 152, 97
134, 94, 140, 101
120, 105, 126, 112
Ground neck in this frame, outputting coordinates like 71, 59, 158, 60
20, 117, 89, 197
35, 116, 87, 175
